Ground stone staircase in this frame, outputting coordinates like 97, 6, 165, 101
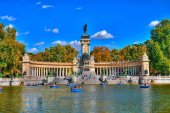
76, 72, 101, 84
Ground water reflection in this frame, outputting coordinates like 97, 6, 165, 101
22, 94, 43, 112
140, 86, 151, 113
0, 86, 23, 113
1, 85, 170, 113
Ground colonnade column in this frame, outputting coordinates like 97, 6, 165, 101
109, 67, 112, 76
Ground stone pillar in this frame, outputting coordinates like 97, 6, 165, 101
109, 67, 112, 76
32, 67, 34, 76
22, 53, 30, 76
35, 67, 37, 76
59, 68, 61, 77
56, 68, 58, 77
66, 68, 68, 76
40, 67, 41, 76
141, 53, 150, 76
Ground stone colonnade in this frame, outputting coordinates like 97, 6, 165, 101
30, 66, 72, 77
95, 65, 142, 76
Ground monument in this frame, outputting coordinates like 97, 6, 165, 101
78, 24, 96, 76
22, 25, 150, 84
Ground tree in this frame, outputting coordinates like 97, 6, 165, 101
29, 44, 79, 62
146, 39, 170, 75
151, 19, 170, 59
92, 47, 112, 62
147, 19, 170, 75
0, 23, 25, 77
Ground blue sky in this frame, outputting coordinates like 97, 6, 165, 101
0, 0, 170, 53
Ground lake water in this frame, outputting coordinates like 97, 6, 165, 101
0, 85, 170, 113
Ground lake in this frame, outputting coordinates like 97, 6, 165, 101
0, 84, 170, 113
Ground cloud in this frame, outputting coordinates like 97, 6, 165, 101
133, 41, 144, 44
16, 32, 19, 36
42, 5, 53, 9
16, 31, 30, 36
21, 31, 30, 35
52, 40, 81, 50
28, 48, 38, 53
52, 28, 59, 34
69, 40, 81, 50
52, 40, 67, 45
149, 20, 160, 27
36, 2, 41, 5
91, 30, 114, 39
44, 27, 59, 34
35, 41, 45, 46
76, 7, 83, 10
5, 24, 14, 29
1, 15, 16, 21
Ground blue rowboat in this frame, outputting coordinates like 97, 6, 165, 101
100, 82, 107, 86
71, 88, 84, 92
32, 84, 38, 86
117, 82, 124, 86
26, 84, 32, 86
67, 83, 76, 87
140, 84, 150, 88
50, 85, 60, 88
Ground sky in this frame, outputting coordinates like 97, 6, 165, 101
0, 0, 170, 53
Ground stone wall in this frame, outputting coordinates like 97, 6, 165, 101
0, 78, 22, 86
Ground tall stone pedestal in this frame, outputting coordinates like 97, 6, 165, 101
139, 75, 149, 84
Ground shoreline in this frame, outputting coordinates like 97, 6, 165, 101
1, 76, 170, 86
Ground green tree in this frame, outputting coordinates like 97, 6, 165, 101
29, 44, 78, 62
0, 23, 25, 77
147, 19, 170, 75
151, 19, 170, 59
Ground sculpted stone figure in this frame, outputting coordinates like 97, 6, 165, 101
84, 24, 87, 34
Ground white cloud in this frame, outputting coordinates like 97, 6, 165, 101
36, 2, 41, 5
69, 40, 81, 50
149, 20, 160, 27
91, 30, 114, 39
16, 31, 30, 36
21, 31, 30, 35
133, 41, 144, 44
44, 27, 59, 34
76, 7, 83, 10
42, 5, 53, 9
35, 41, 45, 46
52, 28, 59, 34
1, 15, 16, 21
52, 40, 67, 45
5, 24, 14, 29
52, 40, 81, 50
16, 32, 19, 36
28, 48, 38, 53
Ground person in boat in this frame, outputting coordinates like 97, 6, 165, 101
74, 85, 77, 88
78, 85, 82, 88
